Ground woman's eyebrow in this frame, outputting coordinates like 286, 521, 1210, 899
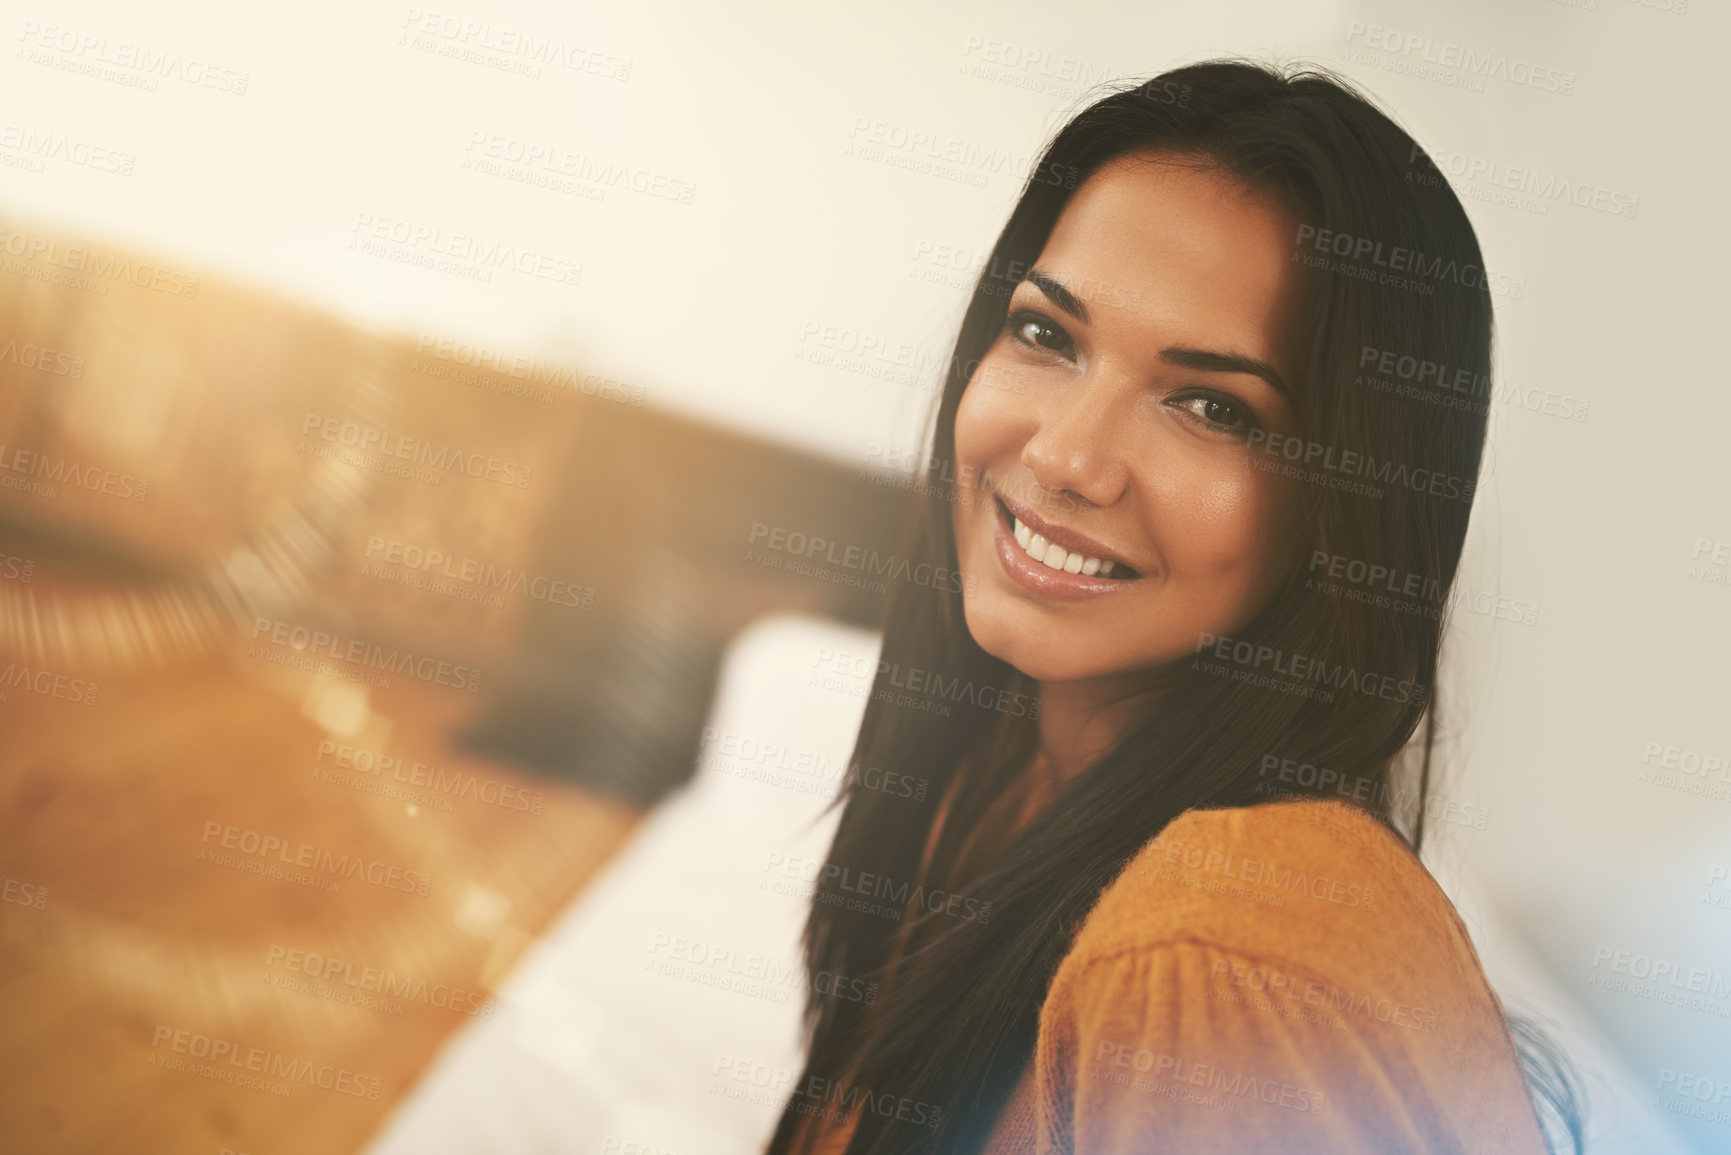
1023, 268, 1289, 399
1024, 269, 1090, 324
1160, 346, 1290, 399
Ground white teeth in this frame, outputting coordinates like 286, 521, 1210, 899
1009, 515, 1119, 578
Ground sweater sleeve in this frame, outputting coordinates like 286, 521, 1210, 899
1034, 940, 1470, 1154
1024, 803, 1552, 1155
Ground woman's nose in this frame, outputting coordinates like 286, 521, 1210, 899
1021, 375, 1130, 509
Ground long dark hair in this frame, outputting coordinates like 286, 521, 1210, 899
768, 60, 1581, 1154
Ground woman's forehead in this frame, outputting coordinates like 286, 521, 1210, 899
1033, 153, 1303, 373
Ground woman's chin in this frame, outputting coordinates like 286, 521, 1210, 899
964, 609, 1116, 685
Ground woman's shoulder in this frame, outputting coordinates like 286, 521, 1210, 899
1024, 798, 1550, 1153
1062, 797, 1483, 995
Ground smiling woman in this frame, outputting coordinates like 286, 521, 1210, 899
953, 155, 1308, 687
768, 60, 1581, 1155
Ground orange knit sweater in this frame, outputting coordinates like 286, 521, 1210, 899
794, 798, 1550, 1154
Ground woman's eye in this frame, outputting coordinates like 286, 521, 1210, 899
1008, 311, 1072, 357
1171, 393, 1256, 435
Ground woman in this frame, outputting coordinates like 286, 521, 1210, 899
769, 61, 1579, 1154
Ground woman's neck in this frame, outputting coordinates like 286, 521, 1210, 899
1035, 672, 1167, 782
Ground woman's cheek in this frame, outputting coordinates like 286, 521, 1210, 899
952, 380, 1003, 559
1186, 467, 1301, 595
1155, 465, 1272, 578
957, 356, 1033, 449
953, 382, 989, 461
970, 349, 1044, 404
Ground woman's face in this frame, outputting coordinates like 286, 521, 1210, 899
953, 151, 1308, 686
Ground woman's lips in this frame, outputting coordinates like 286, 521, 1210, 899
990, 497, 1138, 600
997, 492, 1133, 572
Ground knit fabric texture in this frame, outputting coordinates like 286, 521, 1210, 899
801, 798, 1550, 1154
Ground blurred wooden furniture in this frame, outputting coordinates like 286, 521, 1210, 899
0, 653, 639, 1154
0, 219, 908, 1153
